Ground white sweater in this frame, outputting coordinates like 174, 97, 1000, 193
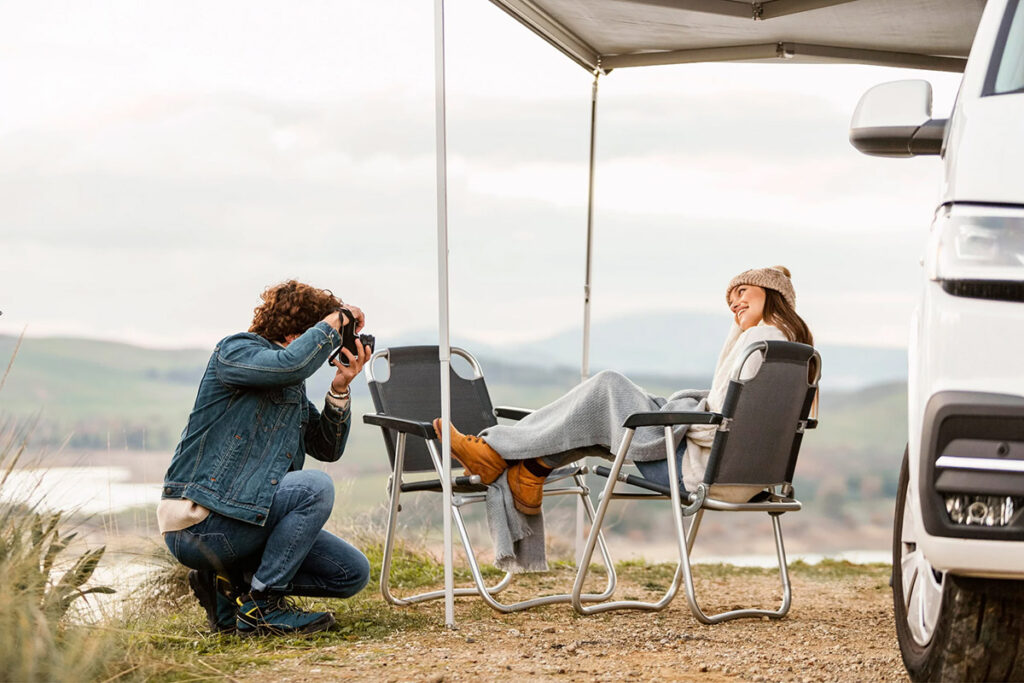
680, 322, 787, 499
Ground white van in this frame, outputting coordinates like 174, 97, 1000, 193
850, 0, 1024, 679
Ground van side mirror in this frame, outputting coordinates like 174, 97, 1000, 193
849, 80, 947, 157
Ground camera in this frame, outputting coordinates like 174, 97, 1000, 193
329, 307, 374, 367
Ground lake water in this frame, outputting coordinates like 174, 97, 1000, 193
0, 466, 160, 515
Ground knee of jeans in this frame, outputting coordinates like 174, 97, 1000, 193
351, 551, 371, 594
303, 469, 335, 511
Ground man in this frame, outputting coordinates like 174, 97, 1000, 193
159, 280, 371, 635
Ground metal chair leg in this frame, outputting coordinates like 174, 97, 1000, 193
573, 428, 708, 614
382, 435, 616, 612
574, 430, 667, 613
455, 469, 617, 613
681, 512, 793, 624
380, 433, 512, 606
574, 426, 796, 622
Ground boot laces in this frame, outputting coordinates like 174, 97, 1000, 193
268, 594, 304, 613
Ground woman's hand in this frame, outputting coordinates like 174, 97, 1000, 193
330, 338, 371, 393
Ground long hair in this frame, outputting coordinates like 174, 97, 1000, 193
763, 289, 818, 414
763, 289, 813, 346
249, 280, 341, 342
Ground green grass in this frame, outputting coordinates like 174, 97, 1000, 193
0, 419, 122, 682
789, 558, 891, 580
102, 540, 454, 681
109, 585, 435, 680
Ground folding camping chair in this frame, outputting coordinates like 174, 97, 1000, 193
571, 340, 821, 624
362, 345, 616, 613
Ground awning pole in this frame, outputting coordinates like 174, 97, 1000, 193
581, 67, 600, 384
577, 66, 601, 565
433, 0, 455, 628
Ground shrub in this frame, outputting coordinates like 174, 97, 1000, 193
0, 343, 120, 681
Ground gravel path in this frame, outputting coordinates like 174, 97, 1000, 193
250, 562, 907, 682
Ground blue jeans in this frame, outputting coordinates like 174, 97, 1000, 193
164, 469, 369, 598
539, 446, 687, 492
634, 448, 687, 491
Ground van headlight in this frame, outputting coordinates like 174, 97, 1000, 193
927, 208, 1024, 284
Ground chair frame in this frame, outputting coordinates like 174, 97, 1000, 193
364, 346, 617, 613
571, 341, 821, 623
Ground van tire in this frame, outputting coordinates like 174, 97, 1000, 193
893, 447, 1024, 681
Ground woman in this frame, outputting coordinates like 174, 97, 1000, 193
435, 265, 813, 515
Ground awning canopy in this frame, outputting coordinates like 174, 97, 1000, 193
488, 0, 986, 73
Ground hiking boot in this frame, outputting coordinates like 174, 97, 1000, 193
235, 593, 335, 636
188, 570, 238, 633
506, 459, 552, 515
432, 418, 507, 485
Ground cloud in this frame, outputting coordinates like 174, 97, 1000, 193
0, 3, 958, 350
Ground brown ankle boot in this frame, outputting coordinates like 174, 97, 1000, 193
506, 459, 553, 515
432, 418, 507, 485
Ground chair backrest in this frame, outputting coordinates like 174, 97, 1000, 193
703, 341, 820, 488
367, 345, 497, 473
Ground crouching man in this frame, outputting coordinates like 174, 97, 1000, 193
159, 280, 371, 635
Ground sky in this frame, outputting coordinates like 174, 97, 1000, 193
0, 0, 964, 351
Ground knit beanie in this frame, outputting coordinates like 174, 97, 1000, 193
726, 265, 796, 309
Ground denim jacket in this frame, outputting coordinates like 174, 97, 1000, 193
161, 322, 349, 525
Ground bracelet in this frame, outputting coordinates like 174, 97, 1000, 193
328, 388, 350, 400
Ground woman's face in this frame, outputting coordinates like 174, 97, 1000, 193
729, 285, 766, 331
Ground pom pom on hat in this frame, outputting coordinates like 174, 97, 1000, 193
726, 265, 796, 309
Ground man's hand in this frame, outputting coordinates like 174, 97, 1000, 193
322, 310, 344, 332
321, 304, 364, 334
330, 338, 371, 392
344, 304, 365, 333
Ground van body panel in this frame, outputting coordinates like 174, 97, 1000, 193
944, 95, 1024, 204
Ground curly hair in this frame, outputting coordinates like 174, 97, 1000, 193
249, 280, 341, 342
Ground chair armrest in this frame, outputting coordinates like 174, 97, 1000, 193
362, 414, 435, 440
622, 411, 722, 428
805, 418, 818, 430
493, 406, 534, 421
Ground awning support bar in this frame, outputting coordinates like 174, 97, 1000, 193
433, 0, 455, 629
600, 41, 967, 73
581, 65, 600, 385
576, 65, 601, 564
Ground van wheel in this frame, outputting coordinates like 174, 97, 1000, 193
893, 447, 1024, 681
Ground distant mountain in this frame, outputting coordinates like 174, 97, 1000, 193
390, 310, 906, 390
0, 333, 703, 449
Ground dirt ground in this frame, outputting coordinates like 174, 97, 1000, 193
249, 563, 907, 683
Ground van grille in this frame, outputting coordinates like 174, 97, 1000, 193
942, 279, 1024, 303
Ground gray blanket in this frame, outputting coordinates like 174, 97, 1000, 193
480, 370, 709, 572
